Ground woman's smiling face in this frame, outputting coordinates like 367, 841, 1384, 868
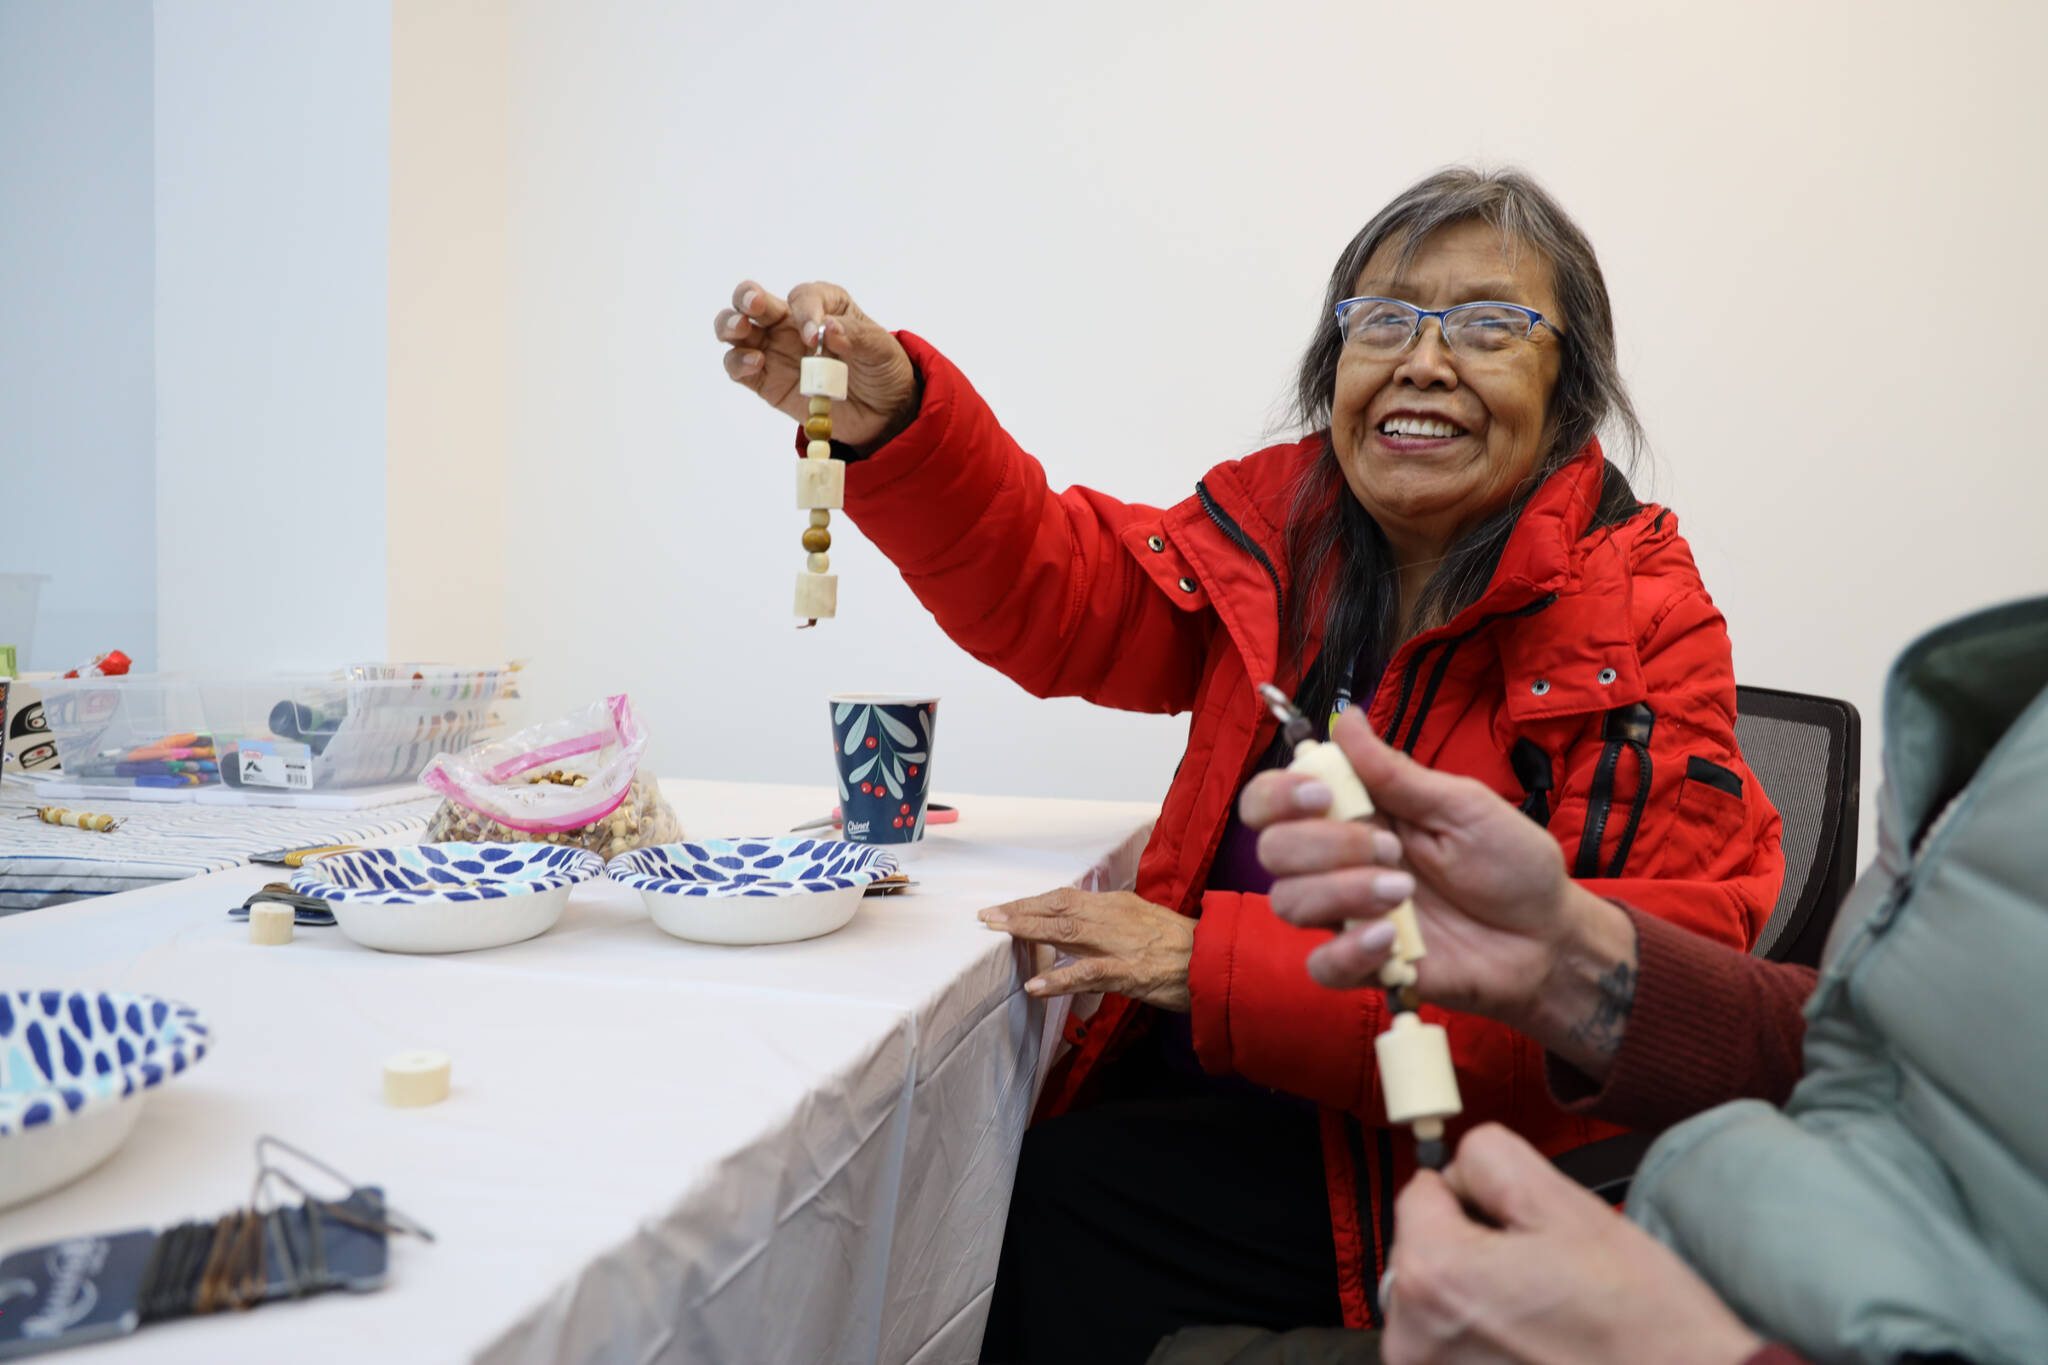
1330, 219, 1565, 563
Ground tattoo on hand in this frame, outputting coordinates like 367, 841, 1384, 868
1566, 959, 1637, 1062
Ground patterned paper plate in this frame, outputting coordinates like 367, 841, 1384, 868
608, 838, 897, 945
291, 843, 606, 953
0, 990, 211, 1209
290, 842, 605, 904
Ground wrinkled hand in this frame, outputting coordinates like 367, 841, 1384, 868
1240, 710, 1626, 1040
715, 280, 920, 449
1383, 1124, 1762, 1365
979, 889, 1194, 1013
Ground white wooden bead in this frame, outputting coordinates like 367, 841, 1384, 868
1287, 736, 1384, 935
249, 903, 294, 945
1370, 902, 1427, 984
1287, 739, 1374, 821
810, 508, 830, 527
807, 439, 833, 460
807, 552, 830, 573
1375, 1012, 1462, 1125
796, 457, 845, 509
799, 355, 849, 399
794, 571, 838, 618
1387, 900, 1426, 964
384, 1049, 452, 1107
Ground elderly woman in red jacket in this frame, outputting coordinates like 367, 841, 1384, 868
715, 166, 1784, 1363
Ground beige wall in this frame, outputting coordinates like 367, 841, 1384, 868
485, 0, 2047, 867
388, 0, 508, 665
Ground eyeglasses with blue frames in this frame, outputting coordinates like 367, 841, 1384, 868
1334, 296, 1562, 361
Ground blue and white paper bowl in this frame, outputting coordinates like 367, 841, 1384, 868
608, 838, 898, 945
292, 842, 606, 953
0, 990, 210, 1210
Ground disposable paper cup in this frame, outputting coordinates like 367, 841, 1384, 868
828, 694, 937, 845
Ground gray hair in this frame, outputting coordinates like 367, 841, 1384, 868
1291, 165, 1644, 471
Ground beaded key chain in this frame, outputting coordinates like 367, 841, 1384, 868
17, 806, 123, 832
793, 331, 850, 628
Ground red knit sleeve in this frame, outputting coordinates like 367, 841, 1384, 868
1546, 905, 1817, 1131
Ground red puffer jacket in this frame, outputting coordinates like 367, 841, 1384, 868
842, 333, 1785, 1328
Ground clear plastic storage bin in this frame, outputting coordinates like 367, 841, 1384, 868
34, 676, 215, 789
37, 665, 519, 792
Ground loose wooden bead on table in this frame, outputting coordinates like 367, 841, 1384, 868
249, 904, 294, 946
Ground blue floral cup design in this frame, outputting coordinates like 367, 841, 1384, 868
828, 694, 937, 845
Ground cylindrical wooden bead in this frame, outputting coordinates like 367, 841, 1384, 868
806, 439, 833, 461
384, 1050, 452, 1108
1375, 1012, 1462, 1125
807, 552, 830, 573
805, 415, 832, 441
809, 509, 830, 527
796, 458, 845, 509
799, 355, 849, 399
1287, 740, 1375, 821
249, 903, 294, 946
809, 395, 832, 417
1388, 901, 1427, 963
795, 572, 838, 618
802, 527, 831, 552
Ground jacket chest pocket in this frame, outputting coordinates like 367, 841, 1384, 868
1645, 756, 1751, 881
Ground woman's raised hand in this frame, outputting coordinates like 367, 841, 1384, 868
715, 280, 920, 450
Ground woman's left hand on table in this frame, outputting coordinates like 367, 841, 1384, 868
980, 890, 1194, 1012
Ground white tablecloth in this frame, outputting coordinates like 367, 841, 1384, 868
0, 780, 1157, 1364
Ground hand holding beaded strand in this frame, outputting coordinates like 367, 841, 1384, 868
793, 335, 849, 628
1256, 684, 1463, 1170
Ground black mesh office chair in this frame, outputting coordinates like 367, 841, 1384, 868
1731, 686, 1862, 968
1553, 685, 1862, 1202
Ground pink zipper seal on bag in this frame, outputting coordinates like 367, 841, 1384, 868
421, 695, 645, 833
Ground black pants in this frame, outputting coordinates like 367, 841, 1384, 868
979, 1041, 1343, 1364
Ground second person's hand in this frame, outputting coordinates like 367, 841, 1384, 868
715, 279, 920, 450
1240, 710, 1639, 1077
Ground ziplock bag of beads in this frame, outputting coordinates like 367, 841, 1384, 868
418, 694, 683, 860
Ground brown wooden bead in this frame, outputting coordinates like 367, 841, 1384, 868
804, 415, 832, 441
802, 527, 831, 553
808, 395, 832, 417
